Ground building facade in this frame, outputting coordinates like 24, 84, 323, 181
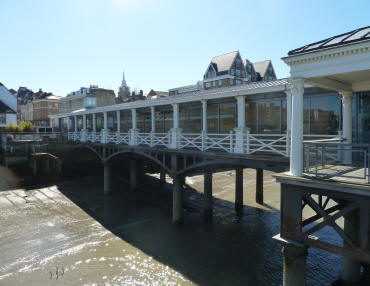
203, 51, 277, 90
61, 85, 116, 113
32, 95, 61, 128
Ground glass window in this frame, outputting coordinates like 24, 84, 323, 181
356, 92, 370, 143
245, 102, 257, 133
155, 111, 164, 133
231, 69, 235, 75
164, 110, 173, 133
236, 70, 241, 77
258, 100, 281, 134
229, 79, 233, 85
207, 104, 218, 134
180, 106, 201, 133
206, 82, 211, 88
248, 65, 252, 73
242, 71, 246, 78
308, 95, 340, 135
218, 80, 222, 86
236, 58, 241, 68
212, 81, 216, 87
219, 103, 236, 133
119, 110, 131, 132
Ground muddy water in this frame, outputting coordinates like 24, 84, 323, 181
0, 168, 342, 285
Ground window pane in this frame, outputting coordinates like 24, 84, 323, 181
164, 110, 173, 133
187, 106, 201, 133
258, 100, 281, 134
245, 102, 257, 133
357, 92, 370, 143
310, 95, 340, 135
220, 103, 236, 133
207, 104, 218, 134
155, 111, 164, 133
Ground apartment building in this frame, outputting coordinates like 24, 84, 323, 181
60, 85, 115, 113
0, 82, 17, 129
203, 51, 277, 90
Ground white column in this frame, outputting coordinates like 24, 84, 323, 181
131, 109, 137, 129
151, 106, 155, 133
234, 95, 247, 153
116, 110, 121, 133
341, 92, 353, 164
102, 112, 108, 143
74, 116, 77, 132
286, 89, 292, 132
92, 113, 96, 132
130, 109, 137, 145
67, 117, 71, 132
103, 112, 108, 130
172, 103, 179, 129
202, 100, 207, 132
81, 114, 87, 142
170, 103, 181, 149
236, 95, 246, 128
290, 78, 305, 176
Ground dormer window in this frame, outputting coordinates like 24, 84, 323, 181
268, 66, 273, 75
236, 70, 241, 77
236, 58, 241, 68
247, 65, 252, 73
230, 69, 235, 75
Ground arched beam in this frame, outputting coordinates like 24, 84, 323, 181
105, 150, 172, 175
68, 144, 103, 162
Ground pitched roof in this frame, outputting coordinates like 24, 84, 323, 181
253, 60, 271, 77
210, 51, 239, 73
0, 100, 16, 113
288, 25, 370, 56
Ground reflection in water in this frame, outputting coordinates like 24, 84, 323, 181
0, 170, 342, 285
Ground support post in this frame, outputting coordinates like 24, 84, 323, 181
130, 160, 138, 191
170, 103, 181, 149
103, 161, 111, 195
286, 89, 292, 133
340, 92, 353, 165
290, 79, 304, 176
102, 112, 108, 143
282, 244, 308, 286
81, 114, 87, 142
235, 166, 243, 215
204, 171, 213, 221
234, 95, 248, 154
256, 168, 263, 204
116, 110, 121, 133
201, 99, 207, 133
92, 113, 96, 132
172, 175, 183, 225
74, 115, 77, 132
130, 109, 137, 145
67, 117, 71, 132
342, 210, 360, 283
151, 106, 155, 133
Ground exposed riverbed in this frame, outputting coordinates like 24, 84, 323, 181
0, 166, 346, 285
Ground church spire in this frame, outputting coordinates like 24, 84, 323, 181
119, 70, 129, 92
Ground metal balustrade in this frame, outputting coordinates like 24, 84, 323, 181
66, 130, 296, 156
303, 141, 370, 183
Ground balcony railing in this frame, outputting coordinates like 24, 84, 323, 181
303, 141, 370, 183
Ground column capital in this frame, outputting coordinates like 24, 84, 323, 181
201, 99, 207, 104
171, 103, 179, 108
340, 91, 353, 99
291, 78, 305, 95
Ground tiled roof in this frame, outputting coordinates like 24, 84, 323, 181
253, 60, 271, 78
288, 26, 370, 56
210, 51, 238, 73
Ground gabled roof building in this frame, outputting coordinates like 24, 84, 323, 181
0, 82, 17, 128
202, 51, 277, 90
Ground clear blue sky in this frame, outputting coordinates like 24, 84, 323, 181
0, 0, 369, 97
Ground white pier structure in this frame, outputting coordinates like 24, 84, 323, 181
51, 79, 340, 158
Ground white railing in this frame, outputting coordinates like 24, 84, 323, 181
246, 133, 289, 157
66, 130, 344, 158
179, 132, 234, 153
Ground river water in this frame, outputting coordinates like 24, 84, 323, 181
0, 166, 344, 285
